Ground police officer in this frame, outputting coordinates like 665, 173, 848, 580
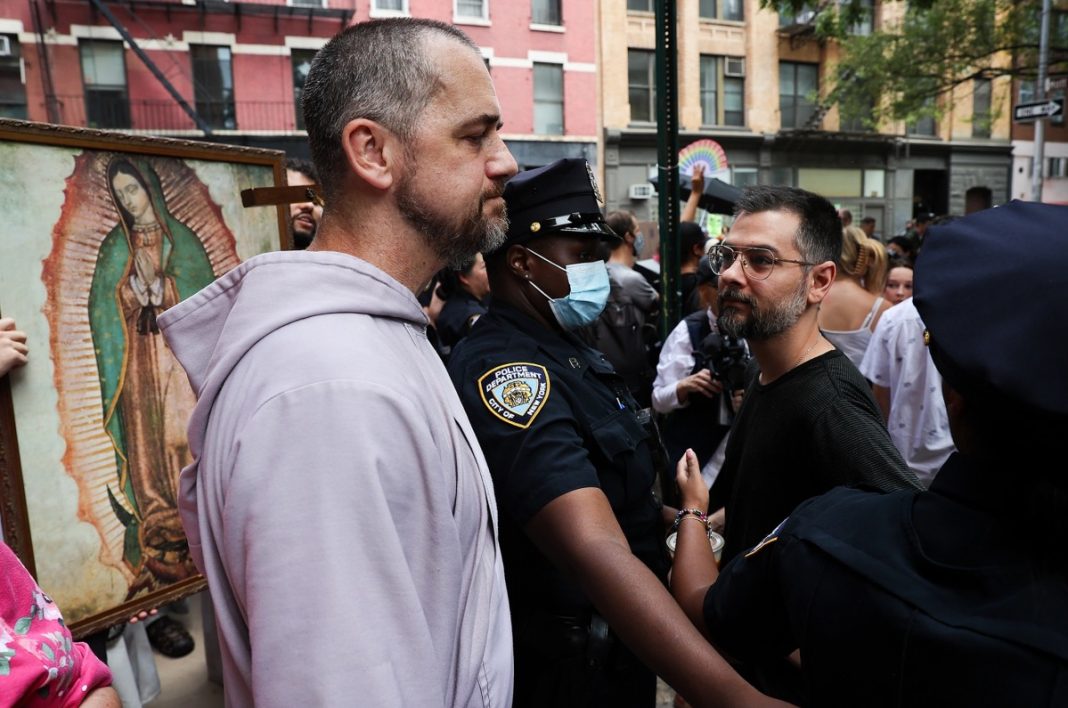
671, 200, 1068, 705
436, 253, 491, 352
447, 159, 782, 708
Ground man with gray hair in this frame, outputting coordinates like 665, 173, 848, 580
159, 19, 517, 706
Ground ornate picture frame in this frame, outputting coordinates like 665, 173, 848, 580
0, 119, 287, 637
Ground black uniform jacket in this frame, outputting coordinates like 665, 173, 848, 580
447, 302, 669, 620
437, 290, 488, 350
704, 452, 1068, 707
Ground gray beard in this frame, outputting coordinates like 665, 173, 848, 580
396, 180, 508, 269
717, 275, 809, 340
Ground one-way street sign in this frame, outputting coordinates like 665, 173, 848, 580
1014, 99, 1064, 122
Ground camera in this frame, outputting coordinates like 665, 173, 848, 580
695, 332, 751, 393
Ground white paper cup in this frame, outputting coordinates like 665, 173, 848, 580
666, 529, 725, 563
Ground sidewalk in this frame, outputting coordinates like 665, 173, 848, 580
150, 593, 223, 708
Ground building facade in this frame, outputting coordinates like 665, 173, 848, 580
0, 0, 597, 168
600, 0, 1016, 240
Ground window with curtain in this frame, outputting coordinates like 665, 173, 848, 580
291, 48, 316, 131
532, 0, 561, 25
373, 0, 406, 11
628, 49, 655, 123
779, 62, 818, 129
191, 44, 236, 130
456, 0, 486, 19
80, 40, 129, 129
533, 63, 564, 134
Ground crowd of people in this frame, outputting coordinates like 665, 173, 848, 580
2, 16, 1066, 708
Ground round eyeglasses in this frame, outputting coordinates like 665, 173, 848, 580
707, 243, 817, 281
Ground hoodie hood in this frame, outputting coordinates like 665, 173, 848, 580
158, 250, 427, 560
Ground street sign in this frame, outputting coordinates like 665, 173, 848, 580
1014, 99, 1064, 122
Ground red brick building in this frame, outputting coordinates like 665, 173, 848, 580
0, 0, 597, 167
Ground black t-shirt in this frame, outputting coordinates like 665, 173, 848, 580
714, 349, 919, 564
704, 453, 1068, 707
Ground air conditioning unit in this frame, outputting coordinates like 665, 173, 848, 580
629, 183, 654, 200
725, 57, 745, 77
0, 36, 11, 58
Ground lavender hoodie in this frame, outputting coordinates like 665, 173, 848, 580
158, 251, 513, 707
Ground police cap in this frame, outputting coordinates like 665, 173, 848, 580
914, 200, 1068, 416
497, 158, 619, 249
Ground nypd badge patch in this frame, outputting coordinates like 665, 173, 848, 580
478, 362, 551, 429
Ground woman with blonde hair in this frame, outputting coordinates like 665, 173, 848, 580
819, 225, 891, 367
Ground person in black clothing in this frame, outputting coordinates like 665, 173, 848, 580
689, 186, 919, 702
672, 200, 1068, 706
447, 159, 786, 708
705, 186, 920, 565
436, 252, 490, 350
678, 222, 709, 317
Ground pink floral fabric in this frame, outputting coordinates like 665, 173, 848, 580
1, 542, 112, 706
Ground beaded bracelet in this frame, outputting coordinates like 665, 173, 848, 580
672, 508, 708, 532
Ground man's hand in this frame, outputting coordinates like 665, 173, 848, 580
729, 388, 745, 414
0, 317, 28, 377
676, 369, 723, 405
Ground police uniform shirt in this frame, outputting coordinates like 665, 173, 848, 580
447, 301, 669, 617
702, 452, 1068, 706
437, 290, 489, 350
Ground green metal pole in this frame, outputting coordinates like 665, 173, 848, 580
655, 0, 680, 340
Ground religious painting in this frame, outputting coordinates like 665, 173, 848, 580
0, 119, 286, 637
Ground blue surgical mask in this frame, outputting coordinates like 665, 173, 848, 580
525, 247, 610, 330
633, 231, 645, 256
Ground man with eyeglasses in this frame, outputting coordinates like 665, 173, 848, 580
671, 200, 1068, 706
698, 186, 920, 699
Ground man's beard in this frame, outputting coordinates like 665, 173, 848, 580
396, 162, 509, 269
717, 274, 809, 340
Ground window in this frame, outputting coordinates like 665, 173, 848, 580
779, 62, 818, 129
628, 0, 654, 12
907, 115, 937, 136
972, 78, 992, 138
779, 3, 816, 27
289, 0, 327, 6
700, 0, 743, 22
628, 49, 655, 123
700, 56, 745, 126
1048, 157, 1068, 179
456, 0, 487, 20
0, 35, 26, 119
732, 168, 758, 187
843, 0, 873, 35
79, 40, 129, 129
190, 44, 236, 130
533, 63, 564, 135
373, 0, 406, 11
906, 96, 937, 137
291, 49, 316, 131
532, 0, 561, 25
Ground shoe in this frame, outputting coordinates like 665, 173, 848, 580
146, 615, 195, 658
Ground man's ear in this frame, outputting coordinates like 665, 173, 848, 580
807, 261, 836, 305
340, 118, 402, 191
